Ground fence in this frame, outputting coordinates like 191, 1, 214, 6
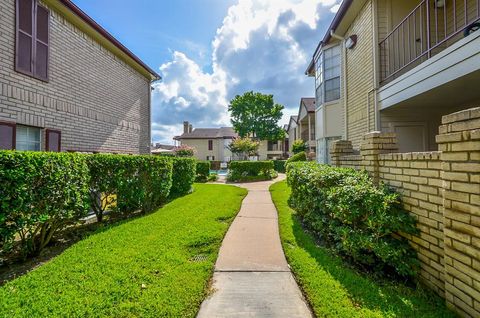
330, 107, 480, 318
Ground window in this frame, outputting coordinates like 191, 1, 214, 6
16, 0, 49, 81
206, 155, 215, 161
0, 122, 16, 150
16, 125, 41, 151
208, 140, 213, 151
267, 140, 279, 151
315, 45, 341, 106
46, 129, 61, 152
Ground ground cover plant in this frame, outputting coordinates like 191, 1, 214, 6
0, 184, 247, 317
287, 162, 418, 277
269, 180, 455, 318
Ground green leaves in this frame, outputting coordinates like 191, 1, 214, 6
195, 161, 210, 183
228, 91, 285, 140
227, 160, 276, 182
228, 137, 260, 160
287, 161, 419, 277
292, 139, 308, 154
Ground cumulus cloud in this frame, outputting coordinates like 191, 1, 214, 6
152, 0, 340, 144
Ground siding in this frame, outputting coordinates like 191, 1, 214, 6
345, 0, 376, 148
0, 0, 151, 154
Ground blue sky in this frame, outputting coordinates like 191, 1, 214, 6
72, 0, 341, 144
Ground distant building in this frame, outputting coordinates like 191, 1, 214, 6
174, 121, 287, 161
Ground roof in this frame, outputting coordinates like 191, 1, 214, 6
57, 0, 160, 80
151, 148, 173, 154
301, 98, 316, 112
305, 0, 354, 75
175, 127, 238, 140
287, 116, 298, 131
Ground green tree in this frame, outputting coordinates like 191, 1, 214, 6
228, 137, 260, 160
292, 139, 307, 154
228, 91, 286, 141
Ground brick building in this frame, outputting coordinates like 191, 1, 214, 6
0, 0, 160, 154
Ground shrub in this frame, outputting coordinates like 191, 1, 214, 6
287, 162, 419, 277
174, 145, 195, 157
207, 173, 218, 182
286, 151, 306, 165
196, 160, 211, 182
273, 160, 287, 173
227, 160, 276, 182
0, 151, 90, 257
170, 157, 196, 198
292, 139, 307, 154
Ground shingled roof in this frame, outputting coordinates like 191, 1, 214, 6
175, 127, 238, 140
301, 98, 316, 112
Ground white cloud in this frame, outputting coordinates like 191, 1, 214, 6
152, 0, 340, 144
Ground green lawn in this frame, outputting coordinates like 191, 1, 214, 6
270, 180, 455, 318
0, 184, 247, 317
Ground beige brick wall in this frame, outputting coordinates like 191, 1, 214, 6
0, 0, 151, 154
331, 107, 480, 317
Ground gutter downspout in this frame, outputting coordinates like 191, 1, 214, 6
372, 0, 380, 131
330, 30, 348, 141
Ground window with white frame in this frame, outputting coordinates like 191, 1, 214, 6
315, 45, 341, 106
16, 125, 41, 151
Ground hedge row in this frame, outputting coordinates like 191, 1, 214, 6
0, 151, 195, 258
286, 151, 306, 165
273, 160, 287, 173
195, 161, 211, 182
227, 160, 277, 182
287, 162, 419, 277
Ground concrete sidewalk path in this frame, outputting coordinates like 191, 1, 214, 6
197, 176, 312, 318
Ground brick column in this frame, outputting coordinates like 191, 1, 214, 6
360, 132, 398, 184
330, 140, 353, 167
436, 108, 480, 318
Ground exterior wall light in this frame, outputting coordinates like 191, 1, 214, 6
345, 35, 357, 49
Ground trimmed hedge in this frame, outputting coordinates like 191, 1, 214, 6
286, 151, 306, 165
0, 151, 90, 257
0, 151, 196, 259
227, 160, 277, 182
196, 161, 211, 182
273, 160, 286, 173
287, 162, 419, 277
170, 157, 196, 198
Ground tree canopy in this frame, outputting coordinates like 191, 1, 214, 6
228, 91, 286, 141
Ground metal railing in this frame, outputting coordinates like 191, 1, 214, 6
379, 0, 480, 84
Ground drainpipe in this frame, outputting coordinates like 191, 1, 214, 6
372, 0, 380, 131
330, 30, 348, 140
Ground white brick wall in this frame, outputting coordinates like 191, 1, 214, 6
0, 0, 152, 154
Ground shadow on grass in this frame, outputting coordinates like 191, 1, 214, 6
1, 188, 197, 286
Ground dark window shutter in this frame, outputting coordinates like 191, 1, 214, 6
16, 0, 34, 75
34, 4, 49, 80
208, 140, 213, 150
46, 129, 61, 152
0, 122, 16, 150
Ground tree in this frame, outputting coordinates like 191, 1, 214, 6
228, 137, 259, 160
174, 145, 195, 157
292, 139, 307, 154
228, 91, 286, 141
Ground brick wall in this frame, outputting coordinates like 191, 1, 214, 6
0, 0, 151, 154
330, 107, 480, 318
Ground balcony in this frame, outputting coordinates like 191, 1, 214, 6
379, 0, 480, 84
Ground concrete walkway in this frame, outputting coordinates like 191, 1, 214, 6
197, 176, 312, 318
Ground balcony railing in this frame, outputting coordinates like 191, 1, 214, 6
379, 0, 480, 84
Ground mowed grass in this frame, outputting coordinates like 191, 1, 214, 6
0, 184, 247, 317
270, 180, 456, 318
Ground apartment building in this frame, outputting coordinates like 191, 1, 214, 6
0, 0, 160, 154
306, 0, 480, 159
